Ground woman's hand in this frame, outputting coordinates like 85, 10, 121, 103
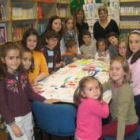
11, 123, 23, 137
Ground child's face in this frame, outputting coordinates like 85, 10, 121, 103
46, 38, 58, 49
118, 42, 127, 57
83, 35, 91, 46
26, 35, 37, 51
76, 11, 84, 22
82, 80, 101, 100
109, 61, 126, 84
2, 49, 21, 74
22, 52, 32, 71
129, 34, 140, 54
98, 41, 106, 51
108, 36, 118, 46
69, 45, 77, 54
52, 19, 62, 32
66, 19, 74, 31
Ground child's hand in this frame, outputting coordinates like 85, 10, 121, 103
55, 63, 61, 68
98, 57, 105, 61
60, 61, 65, 67
11, 123, 23, 137
73, 57, 78, 62
32, 79, 38, 86
44, 99, 61, 104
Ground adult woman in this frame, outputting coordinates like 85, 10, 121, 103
93, 6, 119, 41
74, 8, 89, 46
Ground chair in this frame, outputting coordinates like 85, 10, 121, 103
32, 101, 76, 140
104, 125, 140, 140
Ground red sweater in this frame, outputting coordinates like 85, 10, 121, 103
0, 71, 45, 124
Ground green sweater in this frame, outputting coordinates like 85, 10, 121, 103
103, 81, 138, 140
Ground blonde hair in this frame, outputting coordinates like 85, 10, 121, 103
73, 76, 103, 106
64, 16, 77, 33
110, 56, 131, 83
98, 6, 108, 15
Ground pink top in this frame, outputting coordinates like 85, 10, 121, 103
128, 57, 140, 95
75, 98, 109, 140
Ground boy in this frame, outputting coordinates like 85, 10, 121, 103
80, 30, 96, 59
106, 32, 119, 59
64, 39, 81, 65
41, 31, 65, 74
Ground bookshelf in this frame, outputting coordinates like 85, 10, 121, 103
0, 0, 70, 44
120, 0, 140, 34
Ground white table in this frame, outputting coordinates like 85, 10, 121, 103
36, 59, 111, 103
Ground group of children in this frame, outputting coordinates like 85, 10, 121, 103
74, 30, 140, 140
0, 8, 140, 140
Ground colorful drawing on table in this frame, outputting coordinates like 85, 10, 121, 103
68, 63, 78, 68
82, 60, 109, 72
75, 59, 93, 65
94, 72, 109, 84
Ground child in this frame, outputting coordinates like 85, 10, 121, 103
102, 56, 138, 140
0, 42, 55, 140
118, 39, 128, 58
40, 15, 63, 47
64, 39, 81, 65
128, 30, 140, 122
106, 32, 119, 59
74, 76, 109, 140
62, 17, 80, 54
41, 30, 65, 74
21, 28, 49, 85
80, 30, 96, 59
21, 48, 34, 73
74, 8, 89, 46
63, 17, 78, 46
95, 38, 110, 61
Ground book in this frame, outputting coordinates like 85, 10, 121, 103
0, 23, 7, 44
0, 4, 6, 20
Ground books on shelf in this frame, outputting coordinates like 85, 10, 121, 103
0, 23, 7, 44
12, 24, 33, 41
38, 23, 47, 35
12, 7, 34, 20
0, 4, 6, 20
56, 6, 67, 17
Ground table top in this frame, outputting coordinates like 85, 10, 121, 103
36, 59, 112, 103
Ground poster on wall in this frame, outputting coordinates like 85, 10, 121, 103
70, 0, 84, 15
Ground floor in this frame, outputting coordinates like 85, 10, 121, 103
0, 129, 73, 140
0, 129, 7, 140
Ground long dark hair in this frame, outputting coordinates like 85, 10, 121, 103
128, 30, 140, 64
21, 28, 41, 51
40, 15, 63, 46
0, 42, 22, 79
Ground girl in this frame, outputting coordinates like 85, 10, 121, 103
21, 49, 34, 73
74, 8, 89, 46
74, 76, 109, 140
64, 39, 81, 65
102, 57, 138, 140
63, 17, 78, 46
21, 28, 49, 85
128, 30, 140, 122
62, 17, 80, 55
0, 42, 53, 140
40, 15, 63, 47
95, 38, 110, 61
118, 39, 128, 58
